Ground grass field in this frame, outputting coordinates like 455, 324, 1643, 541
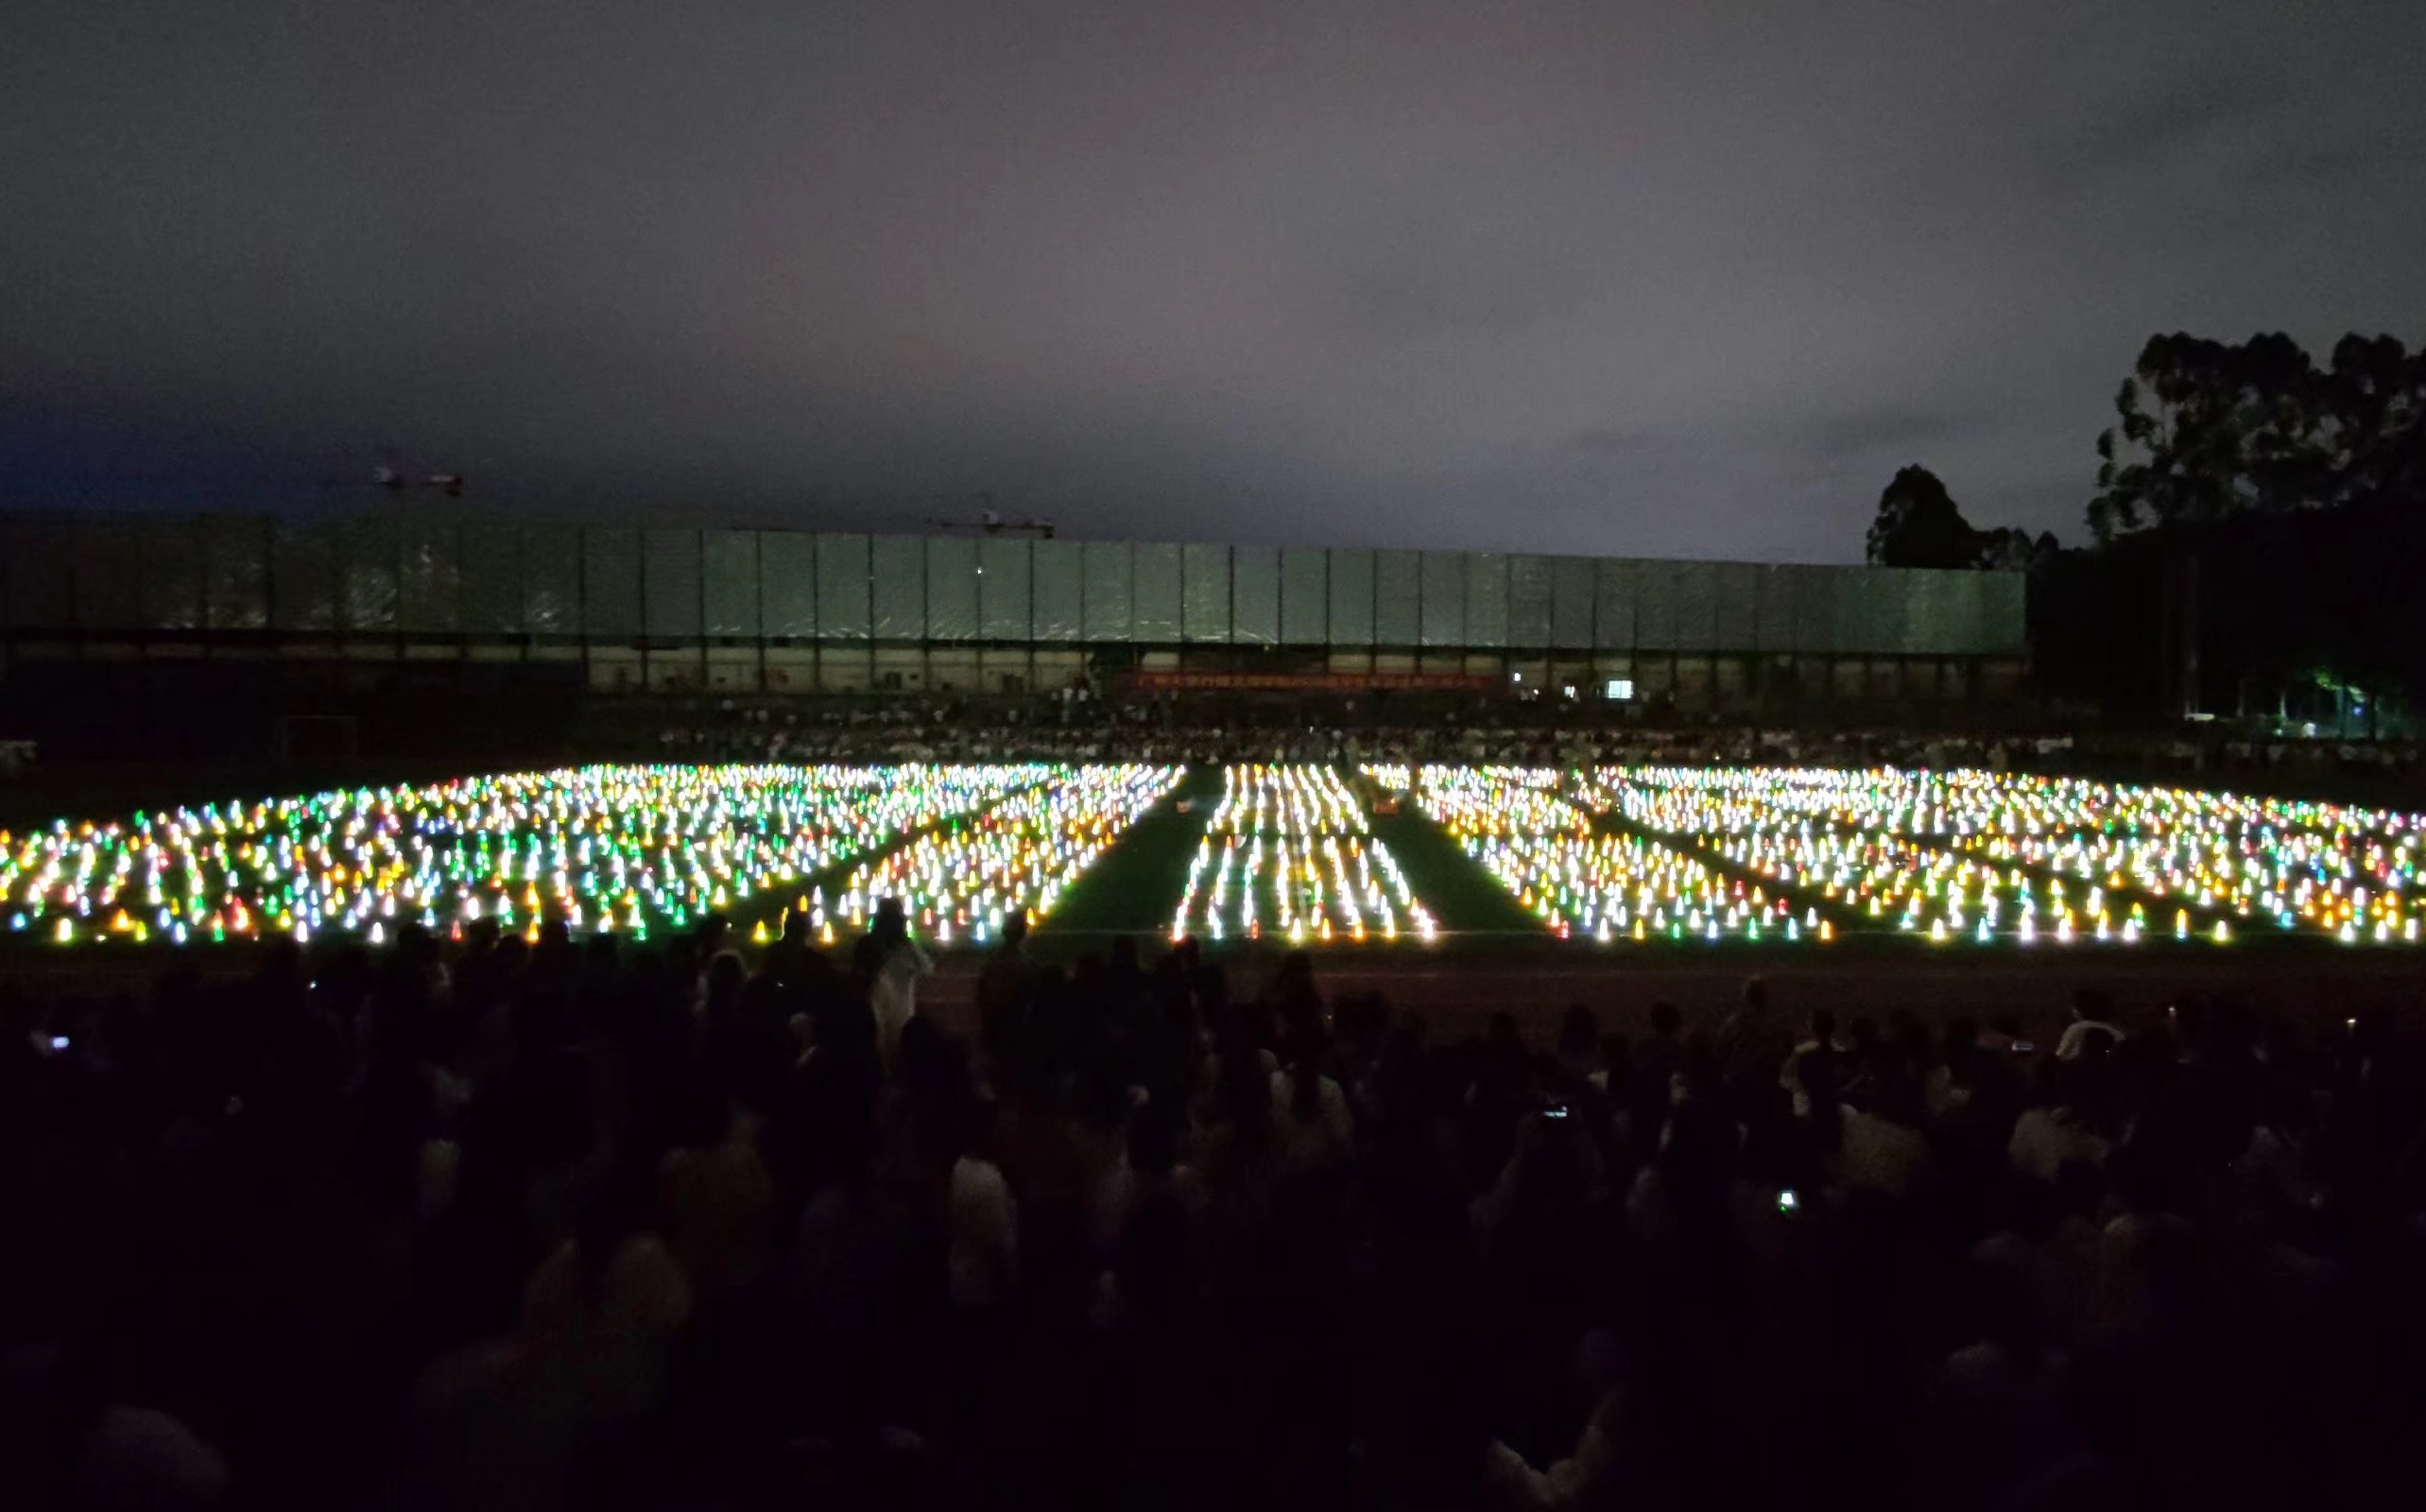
1365, 803, 1541, 936
1039, 765, 1223, 937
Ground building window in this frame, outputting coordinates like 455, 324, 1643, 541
1605, 678, 1635, 701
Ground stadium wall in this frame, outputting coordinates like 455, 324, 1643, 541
0, 510, 2027, 713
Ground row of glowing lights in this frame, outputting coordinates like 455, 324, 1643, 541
830, 766, 1180, 946
1400, 768, 1805, 941
1954, 829, 2417, 942
1590, 765, 2422, 932
1588, 776, 2225, 943
1602, 765, 2423, 845
1172, 766, 1435, 944
1383, 765, 2415, 947
13, 757, 2421, 953
1707, 825, 2232, 945
1580, 767, 2419, 946
1, 765, 1066, 947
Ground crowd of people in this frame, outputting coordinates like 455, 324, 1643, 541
610, 692, 2426, 802
6, 908, 2425, 1509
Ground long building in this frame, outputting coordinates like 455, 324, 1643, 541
1, 509, 2024, 721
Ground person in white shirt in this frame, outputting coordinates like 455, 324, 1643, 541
947, 1152, 1019, 1310
403, 1172, 690, 1512
1091, 1102, 1202, 1257
857, 899, 933, 1069
1484, 1331, 1676, 1511
1268, 1060, 1354, 1179
2055, 990, 2123, 1062
2008, 1060, 2113, 1182
1780, 1009, 1849, 1115
1836, 1101, 1933, 1196
2008, 1104, 2109, 1183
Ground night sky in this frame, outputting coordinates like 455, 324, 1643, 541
5, 2, 2421, 560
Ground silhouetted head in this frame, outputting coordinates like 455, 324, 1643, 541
1599, 1032, 1629, 1082
1558, 1004, 1598, 1060
1486, 1011, 1523, 1059
704, 950, 747, 1013
871, 897, 907, 945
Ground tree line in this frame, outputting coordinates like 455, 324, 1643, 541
1865, 332, 2425, 724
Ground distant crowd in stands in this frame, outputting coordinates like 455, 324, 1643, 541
611, 692, 2426, 799
6, 909, 2425, 1509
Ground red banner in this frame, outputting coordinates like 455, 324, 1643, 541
1118, 670, 1499, 693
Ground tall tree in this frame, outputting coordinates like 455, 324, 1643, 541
2318, 334, 2426, 511
1866, 465, 1983, 568
2073, 330, 2426, 716
2089, 332, 2342, 540
1973, 526, 2059, 571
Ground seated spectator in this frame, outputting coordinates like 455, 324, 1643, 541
2008, 1059, 2115, 1182
1833, 1068, 1934, 1197
1621, 1000, 1683, 1135
2056, 989, 2124, 1062
1483, 1330, 1679, 1511
1781, 1007, 1847, 1112
1554, 1003, 1599, 1083
1269, 1051, 1354, 1182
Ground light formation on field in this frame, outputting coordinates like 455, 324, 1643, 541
829, 765, 1182, 946
1387, 765, 1807, 942
1566, 765, 2424, 946
2, 765, 1050, 946
1171, 765, 1435, 945
8, 762, 2418, 952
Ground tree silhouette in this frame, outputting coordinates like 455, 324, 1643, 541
1866, 465, 1984, 568
2088, 331, 2423, 541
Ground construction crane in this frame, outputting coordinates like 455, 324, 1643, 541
371, 464, 466, 498
924, 495, 1056, 539
319, 450, 466, 499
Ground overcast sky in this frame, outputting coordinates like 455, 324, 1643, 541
4, 1, 2421, 560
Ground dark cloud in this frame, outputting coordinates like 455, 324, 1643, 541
2024, 66, 2294, 195
1802, 406, 1990, 465
3, 0, 2421, 562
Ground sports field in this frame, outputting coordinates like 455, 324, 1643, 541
6, 762, 2422, 961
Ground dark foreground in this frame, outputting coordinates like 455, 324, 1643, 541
14, 934, 2422, 1041
4, 924, 2425, 1510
